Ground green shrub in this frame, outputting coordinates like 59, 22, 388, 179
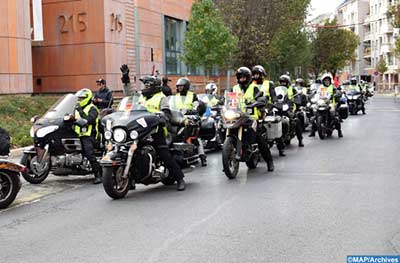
0, 95, 60, 148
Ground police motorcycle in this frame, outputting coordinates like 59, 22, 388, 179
197, 94, 224, 150
311, 87, 343, 139
21, 94, 105, 184
221, 92, 266, 179
293, 86, 310, 132
166, 95, 204, 167
100, 96, 182, 199
344, 85, 364, 115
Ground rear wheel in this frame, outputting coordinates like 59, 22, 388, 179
21, 153, 50, 184
317, 115, 326, 140
0, 170, 21, 209
102, 166, 130, 199
222, 137, 239, 179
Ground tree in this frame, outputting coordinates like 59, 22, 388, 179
310, 19, 360, 77
376, 58, 388, 74
387, 4, 400, 57
182, 0, 238, 78
215, 0, 310, 68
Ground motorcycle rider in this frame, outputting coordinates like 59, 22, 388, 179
348, 77, 366, 114
137, 75, 186, 191
232, 67, 274, 172
74, 89, 102, 184
278, 74, 304, 148
175, 77, 208, 167
250, 65, 276, 103
309, 73, 343, 138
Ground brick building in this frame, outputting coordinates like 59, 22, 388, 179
1, 0, 229, 95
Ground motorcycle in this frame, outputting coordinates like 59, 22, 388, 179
345, 88, 364, 115
293, 87, 310, 132
21, 94, 105, 184
311, 88, 341, 140
198, 94, 224, 150
221, 92, 264, 179
0, 158, 25, 209
100, 96, 183, 199
273, 86, 296, 146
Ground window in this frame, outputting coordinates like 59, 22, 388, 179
388, 53, 394, 65
165, 16, 184, 75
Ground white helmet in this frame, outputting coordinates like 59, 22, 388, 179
320, 73, 333, 86
205, 82, 217, 95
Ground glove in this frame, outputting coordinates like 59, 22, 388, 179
75, 105, 84, 114
183, 118, 191, 126
120, 64, 130, 84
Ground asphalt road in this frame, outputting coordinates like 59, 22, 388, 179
1, 96, 400, 263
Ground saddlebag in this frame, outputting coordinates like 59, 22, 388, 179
264, 116, 282, 140
199, 117, 216, 141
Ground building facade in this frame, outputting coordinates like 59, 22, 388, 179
336, 0, 370, 81
1, 0, 227, 95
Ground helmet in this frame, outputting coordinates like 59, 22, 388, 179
176, 77, 191, 94
350, 77, 357, 85
75, 88, 93, 107
139, 75, 162, 98
295, 78, 305, 87
251, 65, 266, 83
279, 74, 291, 87
236, 67, 252, 86
205, 82, 217, 95
321, 73, 333, 87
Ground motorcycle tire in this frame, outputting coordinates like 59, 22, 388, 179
20, 153, 50, 184
102, 166, 130, 199
326, 130, 333, 137
161, 177, 175, 186
0, 170, 21, 209
245, 153, 259, 169
317, 115, 326, 140
222, 137, 239, 179
284, 139, 291, 146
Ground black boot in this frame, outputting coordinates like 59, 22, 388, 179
200, 154, 207, 167
93, 172, 102, 184
177, 178, 186, 191
298, 140, 304, 147
338, 130, 343, 138
279, 150, 286, 157
267, 161, 274, 172
309, 131, 315, 137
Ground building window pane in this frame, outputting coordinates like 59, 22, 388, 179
165, 17, 183, 75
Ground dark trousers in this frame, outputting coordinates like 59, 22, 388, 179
81, 136, 100, 174
256, 130, 273, 165
152, 133, 184, 181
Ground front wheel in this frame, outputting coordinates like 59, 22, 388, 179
0, 170, 21, 209
222, 137, 240, 179
317, 115, 326, 140
20, 153, 50, 184
102, 166, 130, 199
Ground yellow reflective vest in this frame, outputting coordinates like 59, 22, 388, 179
74, 103, 99, 138
250, 80, 271, 102
139, 92, 165, 113
176, 91, 194, 110
232, 84, 260, 120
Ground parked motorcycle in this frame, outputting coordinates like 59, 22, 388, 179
221, 92, 264, 179
0, 158, 25, 209
198, 94, 224, 150
100, 96, 182, 199
21, 94, 105, 184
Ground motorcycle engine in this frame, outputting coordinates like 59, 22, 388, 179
55, 153, 84, 168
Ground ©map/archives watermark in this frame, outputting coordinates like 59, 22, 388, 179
347, 256, 400, 263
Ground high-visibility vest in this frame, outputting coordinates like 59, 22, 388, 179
74, 103, 99, 137
250, 80, 271, 102
287, 86, 294, 101
176, 91, 194, 110
320, 84, 337, 106
139, 92, 165, 113
232, 84, 260, 120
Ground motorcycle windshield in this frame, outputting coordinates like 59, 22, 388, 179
117, 96, 147, 112
224, 91, 244, 111
275, 86, 288, 103
198, 94, 214, 105
43, 94, 77, 119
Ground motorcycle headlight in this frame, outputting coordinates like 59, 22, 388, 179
130, 130, 139, 140
113, 128, 127, 143
224, 110, 240, 120
36, 125, 59, 138
104, 131, 112, 140
317, 99, 326, 106
282, 104, 289, 111
311, 97, 318, 103
347, 96, 353, 100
